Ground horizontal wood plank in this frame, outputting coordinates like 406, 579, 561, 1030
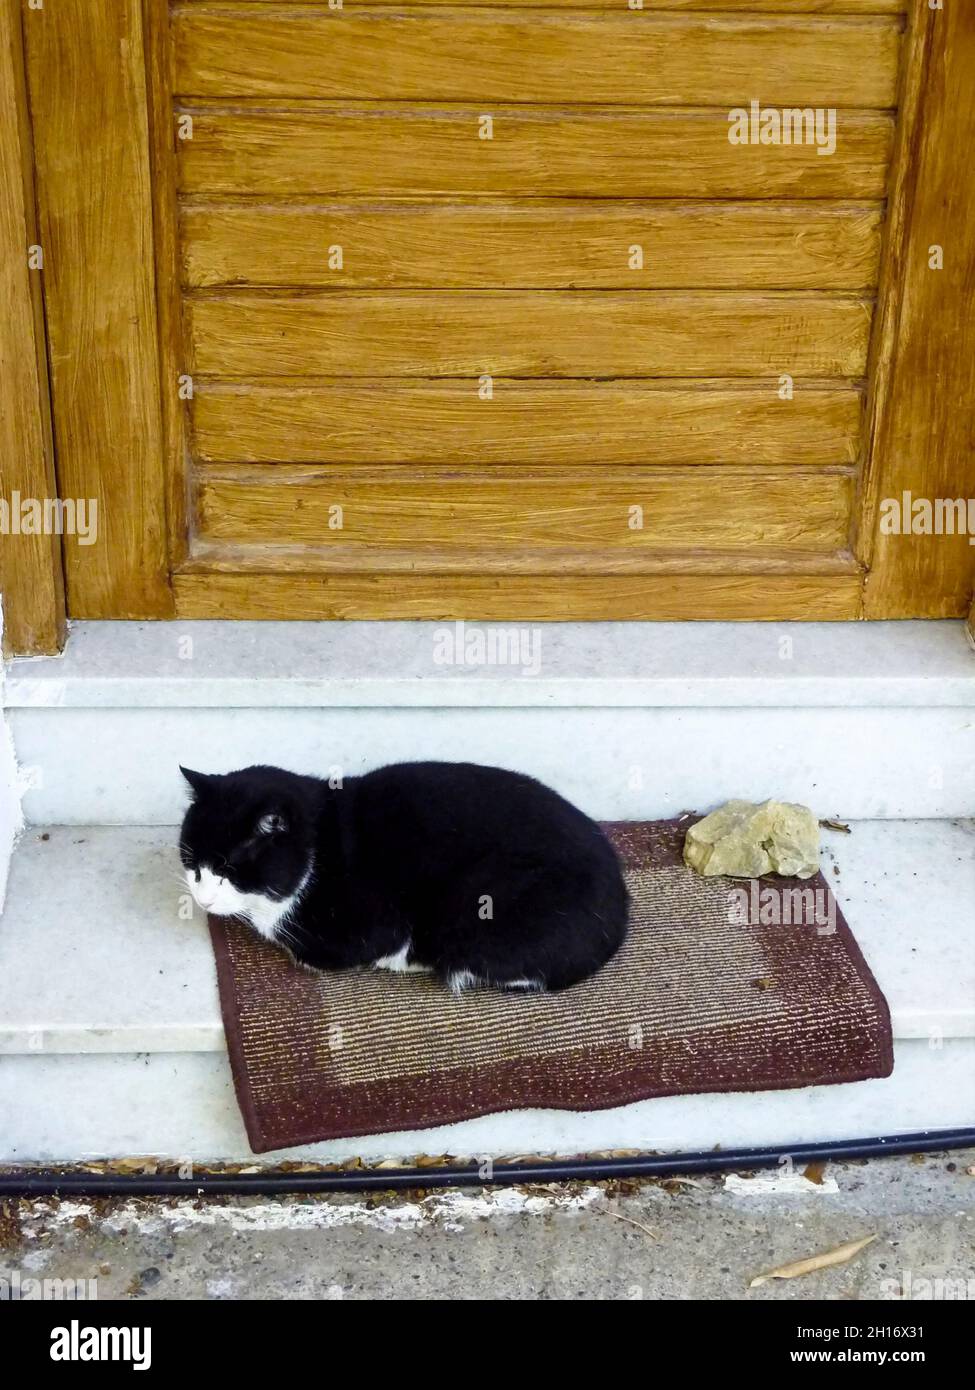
172, 9, 901, 106
186, 538, 861, 576
191, 379, 863, 466
187, 290, 873, 377
182, 2, 905, 11
195, 464, 855, 552
181, 200, 884, 290
174, 570, 864, 621
176, 106, 894, 199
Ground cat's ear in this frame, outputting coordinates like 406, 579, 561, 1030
180, 766, 213, 796
257, 810, 288, 836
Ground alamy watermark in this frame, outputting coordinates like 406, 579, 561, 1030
728, 100, 836, 156
433, 621, 542, 676
0, 492, 97, 545
881, 1269, 975, 1301
727, 880, 836, 936
1, 1267, 97, 1301
50, 1320, 151, 1370
879, 492, 975, 544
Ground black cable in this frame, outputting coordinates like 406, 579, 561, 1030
1, 1127, 972, 1197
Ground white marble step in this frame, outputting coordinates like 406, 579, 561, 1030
6, 621, 975, 823
8, 619, 975, 709
1, 819, 972, 1163
0, 819, 972, 1057
3, 1042, 973, 1164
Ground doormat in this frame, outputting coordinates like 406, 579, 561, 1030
209, 819, 893, 1153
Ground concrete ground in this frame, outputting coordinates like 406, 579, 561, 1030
3, 1150, 973, 1301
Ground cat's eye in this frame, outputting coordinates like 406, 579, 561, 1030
257, 812, 286, 836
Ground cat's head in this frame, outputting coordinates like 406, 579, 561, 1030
178, 765, 315, 930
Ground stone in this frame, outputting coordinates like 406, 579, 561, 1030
683, 799, 820, 879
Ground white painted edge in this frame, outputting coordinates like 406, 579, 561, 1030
28, 1185, 607, 1236
0, 1024, 226, 1056
724, 1171, 841, 1195
0, 1004, 969, 1058
0, 603, 25, 911
10, 675, 975, 710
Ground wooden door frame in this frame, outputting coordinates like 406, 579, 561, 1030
0, 0, 64, 656
856, 0, 975, 619
5, 0, 974, 641
20, 0, 173, 629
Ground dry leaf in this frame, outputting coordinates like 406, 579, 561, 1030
106, 1157, 158, 1175
803, 1161, 827, 1185
820, 819, 852, 834
659, 1175, 707, 1194
749, 1234, 877, 1288
0, 1200, 23, 1251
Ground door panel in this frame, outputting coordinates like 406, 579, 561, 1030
16, 0, 975, 627
166, 1, 892, 612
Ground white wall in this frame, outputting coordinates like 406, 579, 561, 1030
0, 604, 26, 909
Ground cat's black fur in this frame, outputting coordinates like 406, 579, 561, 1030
179, 761, 628, 993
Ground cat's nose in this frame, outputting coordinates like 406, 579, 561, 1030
194, 877, 226, 910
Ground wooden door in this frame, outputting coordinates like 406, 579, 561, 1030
7, 0, 974, 637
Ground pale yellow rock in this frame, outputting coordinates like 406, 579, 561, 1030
683, 799, 820, 879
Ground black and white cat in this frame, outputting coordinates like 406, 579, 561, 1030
179, 761, 628, 994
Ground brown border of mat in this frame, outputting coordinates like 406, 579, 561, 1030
209, 825, 893, 1153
